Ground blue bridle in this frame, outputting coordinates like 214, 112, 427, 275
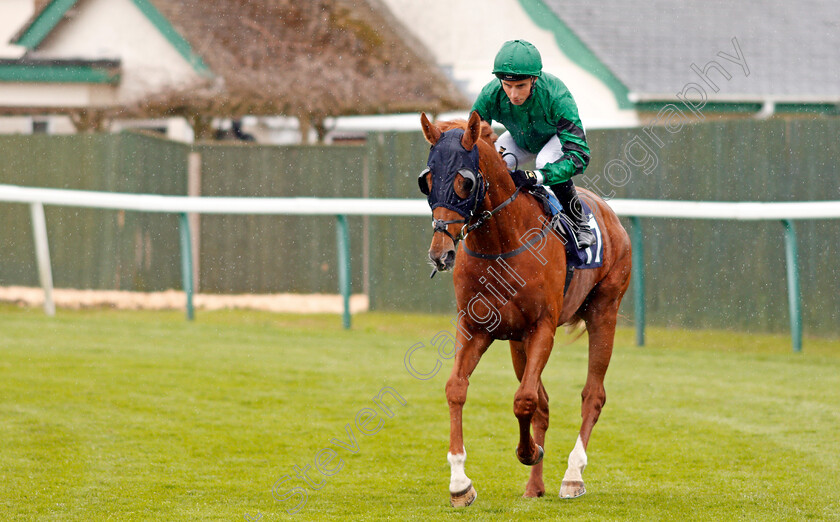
419, 128, 526, 278
420, 129, 486, 219
418, 129, 487, 245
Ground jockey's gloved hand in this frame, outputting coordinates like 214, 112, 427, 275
510, 169, 540, 188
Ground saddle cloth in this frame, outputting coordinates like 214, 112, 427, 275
534, 186, 604, 270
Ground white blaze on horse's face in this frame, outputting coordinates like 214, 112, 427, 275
428, 207, 460, 272
501, 78, 536, 105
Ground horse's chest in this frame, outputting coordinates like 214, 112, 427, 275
454, 276, 558, 341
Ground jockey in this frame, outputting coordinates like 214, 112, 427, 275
472, 39, 596, 248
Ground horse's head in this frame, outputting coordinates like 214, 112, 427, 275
419, 111, 488, 273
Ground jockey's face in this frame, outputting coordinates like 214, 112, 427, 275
501, 78, 536, 105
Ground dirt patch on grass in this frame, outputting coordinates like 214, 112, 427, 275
0, 286, 369, 314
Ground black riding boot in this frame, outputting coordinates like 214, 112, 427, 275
550, 180, 596, 248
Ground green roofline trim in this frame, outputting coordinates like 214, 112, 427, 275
12, 0, 77, 48
635, 101, 840, 116
0, 63, 120, 84
13, 0, 212, 78
131, 0, 212, 77
635, 101, 766, 114
516, 0, 633, 110
774, 102, 840, 115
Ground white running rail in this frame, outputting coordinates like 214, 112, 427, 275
1, 184, 839, 219
1, 183, 838, 351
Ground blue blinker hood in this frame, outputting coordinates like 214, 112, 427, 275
419, 128, 486, 220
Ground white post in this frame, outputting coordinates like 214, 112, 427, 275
187, 152, 202, 292
29, 202, 55, 316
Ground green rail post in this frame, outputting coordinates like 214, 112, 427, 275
336, 215, 351, 329
781, 220, 802, 352
178, 213, 195, 321
630, 216, 645, 346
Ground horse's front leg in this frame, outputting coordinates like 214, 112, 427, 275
514, 321, 555, 468
446, 330, 492, 507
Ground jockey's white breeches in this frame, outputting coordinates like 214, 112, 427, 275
495, 131, 564, 185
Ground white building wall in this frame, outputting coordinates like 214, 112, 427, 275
0, 116, 34, 133
379, 0, 638, 129
0, 0, 32, 58
110, 116, 195, 143
0, 83, 117, 107
0, 115, 76, 135
35, 0, 203, 104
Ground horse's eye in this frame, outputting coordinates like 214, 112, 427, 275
418, 168, 431, 196
457, 169, 477, 198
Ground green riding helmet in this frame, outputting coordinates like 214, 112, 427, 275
493, 39, 542, 81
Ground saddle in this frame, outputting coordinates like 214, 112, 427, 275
527, 186, 604, 270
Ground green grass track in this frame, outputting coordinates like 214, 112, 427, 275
1, 304, 838, 520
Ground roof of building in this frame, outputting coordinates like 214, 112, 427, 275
538, 0, 840, 102
9, 0, 468, 120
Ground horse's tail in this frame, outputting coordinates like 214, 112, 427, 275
563, 316, 586, 343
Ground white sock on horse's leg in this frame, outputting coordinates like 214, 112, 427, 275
563, 435, 587, 482
447, 449, 471, 493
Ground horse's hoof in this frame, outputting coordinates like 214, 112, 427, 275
515, 444, 544, 466
522, 488, 545, 498
559, 480, 586, 499
450, 483, 477, 507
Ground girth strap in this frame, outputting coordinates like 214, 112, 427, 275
564, 266, 575, 296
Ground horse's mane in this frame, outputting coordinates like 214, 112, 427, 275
436, 118, 498, 144
435, 118, 506, 171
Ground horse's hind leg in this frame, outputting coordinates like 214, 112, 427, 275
560, 298, 620, 499
510, 340, 549, 498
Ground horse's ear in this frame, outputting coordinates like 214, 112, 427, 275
462, 111, 481, 151
420, 112, 441, 145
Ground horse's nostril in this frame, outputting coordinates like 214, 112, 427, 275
443, 249, 456, 267
429, 248, 457, 271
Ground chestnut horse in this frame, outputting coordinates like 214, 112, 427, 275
418, 111, 632, 506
